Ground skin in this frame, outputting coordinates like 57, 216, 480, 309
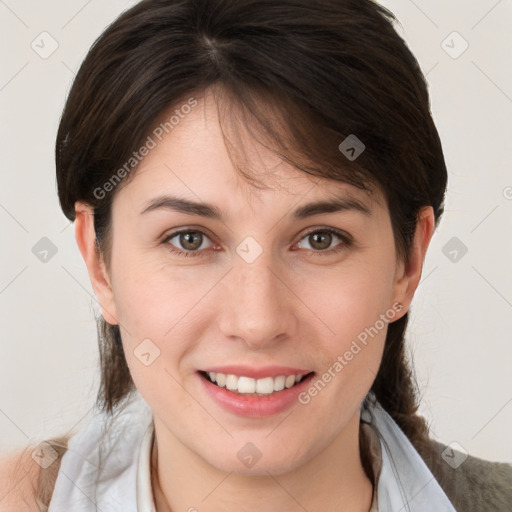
75, 89, 435, 512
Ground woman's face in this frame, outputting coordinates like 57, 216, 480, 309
80, 92, 425, 475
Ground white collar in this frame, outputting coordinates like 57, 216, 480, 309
364, 395, 456, 511
137, 421, 157, 512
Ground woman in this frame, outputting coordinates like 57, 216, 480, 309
1, 0, 511, 510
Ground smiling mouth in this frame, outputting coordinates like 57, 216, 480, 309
199, 370, 315, 396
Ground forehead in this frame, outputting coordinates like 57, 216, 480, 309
113, 91, 384, 213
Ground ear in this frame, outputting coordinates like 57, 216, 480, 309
391, 206, 435, 316
74, 201, 119, 325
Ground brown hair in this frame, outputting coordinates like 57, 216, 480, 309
24, 0, 448, 508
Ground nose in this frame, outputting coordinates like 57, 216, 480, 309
216, 250, 298, 349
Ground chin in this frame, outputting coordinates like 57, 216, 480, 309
202, 444, 309, 477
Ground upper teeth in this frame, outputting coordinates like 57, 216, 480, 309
207, 372, 305, 395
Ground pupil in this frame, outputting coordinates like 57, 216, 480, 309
181, 231, 201, 250
311, 232, 331, 250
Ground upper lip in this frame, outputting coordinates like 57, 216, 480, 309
200, 365, 313, 379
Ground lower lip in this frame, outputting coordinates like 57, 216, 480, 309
198, 371, 315, 418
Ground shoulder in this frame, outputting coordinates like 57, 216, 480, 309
423, 438, 512, 512
0, 436, 70, 512
0, 448, 41, 511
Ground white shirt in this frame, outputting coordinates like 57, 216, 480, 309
48, 391, 456, 512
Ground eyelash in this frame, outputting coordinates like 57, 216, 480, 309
162, 227, 352, 258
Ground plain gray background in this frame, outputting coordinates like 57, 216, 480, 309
1, 0, 511, 461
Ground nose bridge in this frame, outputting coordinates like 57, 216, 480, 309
218, 245, 294, 347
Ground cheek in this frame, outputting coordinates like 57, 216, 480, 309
300, 249, 398, 406
110, 257, 216, 383
110, 252, 199, 333
312, 252, 398, 343
296, 266, 395, 421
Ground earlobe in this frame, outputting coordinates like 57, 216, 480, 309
74, 201, 119, 325
391, 206, 436, 316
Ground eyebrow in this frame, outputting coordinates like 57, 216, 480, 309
140, 194, 372, 219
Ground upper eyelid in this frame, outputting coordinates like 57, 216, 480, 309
298, 227, 348, 241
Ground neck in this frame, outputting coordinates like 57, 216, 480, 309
150, 412, 374, 512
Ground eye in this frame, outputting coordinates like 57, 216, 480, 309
162, 227, 351, 258
295, 228, 351, 255
163, 229, 215, 257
